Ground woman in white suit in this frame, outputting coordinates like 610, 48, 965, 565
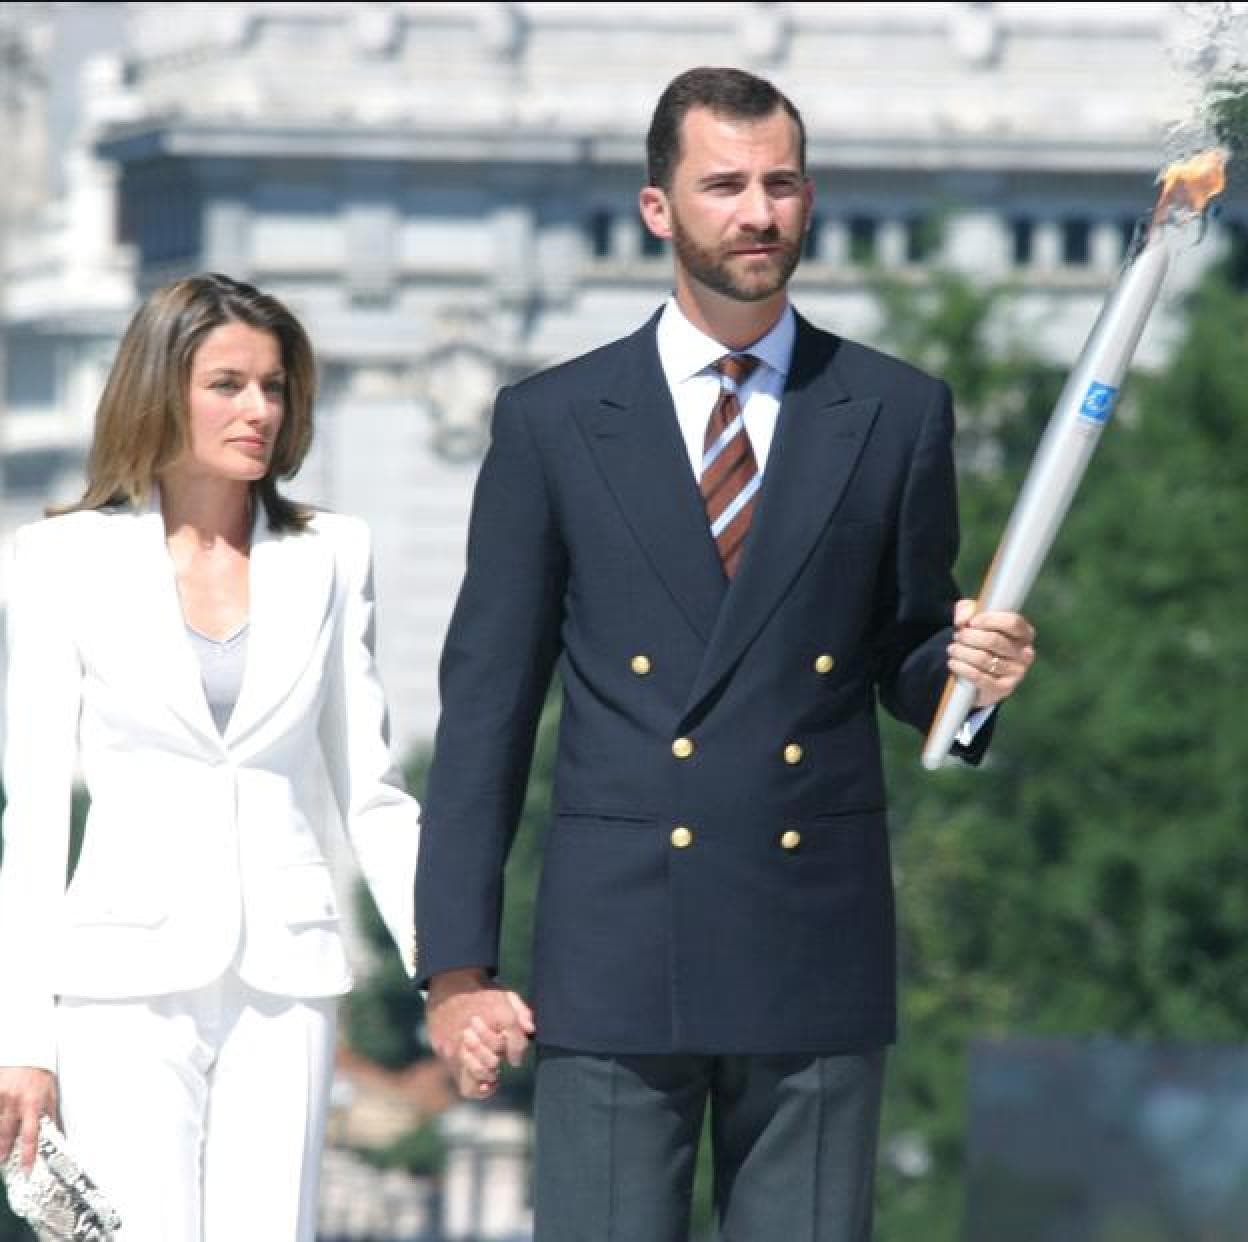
0, 273, 421, 1240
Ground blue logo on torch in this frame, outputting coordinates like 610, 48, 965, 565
1079, 382, 1118, 424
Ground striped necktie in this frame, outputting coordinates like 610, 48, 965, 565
701, 353, 761, 578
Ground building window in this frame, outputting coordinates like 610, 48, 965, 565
803, 213, 821, 260
640, 220, 665, 258
586, 209, 612, 259
1225, 218, 1248, 290
120, 162, 201, 265
1010, 218, 1034, 266
1119, 215, 1142, 257
848, 215, 878, 264
3, 329, 56, 408
905, 215, 939, 264
1061, 218, 1091, 266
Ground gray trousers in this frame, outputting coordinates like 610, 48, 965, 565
533, 1046, 886, 1242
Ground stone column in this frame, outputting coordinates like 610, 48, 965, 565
345, 202, 398, 303
1091, 219, 1124, 274
877, 218, 908, 268
817, 217, 849, 268
1033, 220, 1062, 271
945, 210, 1010, 279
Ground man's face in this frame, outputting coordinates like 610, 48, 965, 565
642, 105, 813, 304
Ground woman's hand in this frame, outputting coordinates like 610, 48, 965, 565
0, 1067, 58, 1172
426, 969, 535, 1100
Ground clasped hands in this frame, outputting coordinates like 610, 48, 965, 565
947, 600, 1036, 708
426, 968, 535, 1099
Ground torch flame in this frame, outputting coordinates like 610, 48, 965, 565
1150, 148, 1229, 234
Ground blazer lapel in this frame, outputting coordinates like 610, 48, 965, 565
683, 319, 881, 717
572, 316, 727, 643
224, 513, 334, 745
116, 499, 225, 747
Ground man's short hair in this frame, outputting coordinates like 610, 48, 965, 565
645, 66, 807, 190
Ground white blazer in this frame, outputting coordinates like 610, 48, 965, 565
0, 501, 420, 1071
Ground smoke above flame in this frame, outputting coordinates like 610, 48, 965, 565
1151, 147, 1229, 233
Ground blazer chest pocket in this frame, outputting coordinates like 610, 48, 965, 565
279, 861, 341, 927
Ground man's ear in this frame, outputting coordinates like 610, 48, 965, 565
639, 186, 672, 242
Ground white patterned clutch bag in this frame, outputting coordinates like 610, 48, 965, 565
1, 1117, 121, 1241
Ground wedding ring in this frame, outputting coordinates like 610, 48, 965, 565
989, 656, 1001, 676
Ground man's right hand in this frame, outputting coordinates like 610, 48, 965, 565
0, 1066, 58, 1172
425, 968, 535, 1099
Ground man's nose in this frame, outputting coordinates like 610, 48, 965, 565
738, 184, 776, 232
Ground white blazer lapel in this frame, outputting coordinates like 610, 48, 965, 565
225, 515, 334, 746
124, 500, 225, 747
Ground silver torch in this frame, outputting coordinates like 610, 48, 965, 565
922, 149, 1228, 770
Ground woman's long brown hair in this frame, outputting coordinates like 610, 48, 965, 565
53, 272, 317, 531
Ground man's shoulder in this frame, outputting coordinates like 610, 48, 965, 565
798, 315, 948, 403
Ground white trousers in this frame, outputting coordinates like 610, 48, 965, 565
55, 970, 338, 1242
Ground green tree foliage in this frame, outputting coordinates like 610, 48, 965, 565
343, 863, 427, 1071
867, 267, 1064, 1238
1211, 79, 1248, 161
873, 263, 1248, 1239
357, 1120, 446, 1178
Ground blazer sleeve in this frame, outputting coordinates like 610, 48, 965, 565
874, 379, 993, 764
415, 385, 566, 985
0, 525, 83, 1070
318, 517, 421, 978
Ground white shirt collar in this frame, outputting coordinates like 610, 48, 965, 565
656, 296, 796, 386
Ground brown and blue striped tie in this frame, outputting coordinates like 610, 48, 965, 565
700, 353, 761, 578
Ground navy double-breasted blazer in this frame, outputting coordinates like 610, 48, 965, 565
416, 309, 988, 1055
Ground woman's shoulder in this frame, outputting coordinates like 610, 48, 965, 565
303, 506, 370, 543
12, 506, 128, 556
301, 507, 373, 568
299, 510, 376, 598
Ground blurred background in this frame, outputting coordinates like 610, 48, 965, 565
1, 2, 1246, 1239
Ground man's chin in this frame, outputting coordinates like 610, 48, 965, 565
723, 253, 799, 300
686, 253, 797, 304
717, 274, 790, 303
726, 285, 785, 304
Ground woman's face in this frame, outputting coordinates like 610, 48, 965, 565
176, 321, 286, 485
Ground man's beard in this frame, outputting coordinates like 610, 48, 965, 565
670, 214, 804, 303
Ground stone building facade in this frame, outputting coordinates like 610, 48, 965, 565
0, 0, 1236, 753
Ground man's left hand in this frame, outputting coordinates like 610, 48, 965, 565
947, 601, 1036, 708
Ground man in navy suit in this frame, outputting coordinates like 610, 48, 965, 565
416, 66, 1036, 1242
